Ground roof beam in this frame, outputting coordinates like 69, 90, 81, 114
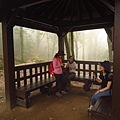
62, 15, 114, 28
7, 9, 20, 27
12, 0, 52, 9
65, 22, 113, 32
98, 0, 115, 12
15, 17, 58, 33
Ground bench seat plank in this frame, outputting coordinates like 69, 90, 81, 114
16, 78, 55, 92
73, 75, 101, 85
102, 101, 111, 116
91, 98, 103, 112
91, 96, 112, 118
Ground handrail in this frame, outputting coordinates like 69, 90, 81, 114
15, 61, 113, 88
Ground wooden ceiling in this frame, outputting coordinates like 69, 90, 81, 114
0, 0, 114, 33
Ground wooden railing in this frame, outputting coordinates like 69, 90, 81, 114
15, 61, 113, 88
15, 62, 51, 88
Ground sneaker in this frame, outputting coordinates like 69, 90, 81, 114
61, 90, 67, 95
56, 92, 62, 97
88, 105, 93, 111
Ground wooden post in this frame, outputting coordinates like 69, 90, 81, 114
57, 28, 68, 51
58, 35, 64, 51
57, 33, 65, 51
112, 0, 120, 119
2, 15, 16, 109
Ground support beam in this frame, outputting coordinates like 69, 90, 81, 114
2, 15, 16, 109
112, 0, 120, 119
63, 15, 114, 28
57, 28, 69, 51
58, 34, 65, 51
15, 17, 58, 33
7, 9, 19, 28
98, 0, 115, 12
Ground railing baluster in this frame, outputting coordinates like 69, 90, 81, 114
30, 68, 32, 84
44, 65, 47, 80
40, 66, 42, 82
83, 63, 85, 77
78, 62, 80, 76
24, 69, 27, 86
35, 67, 38, 82
17, 70, 20, 88
89, 63, 91, 77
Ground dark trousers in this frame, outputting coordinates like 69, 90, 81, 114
54, 73, 65, 93
64, 72, 75, 85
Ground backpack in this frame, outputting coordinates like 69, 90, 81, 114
48, 62, 54, 74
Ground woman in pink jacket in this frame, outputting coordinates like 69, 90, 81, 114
53, 50, 67, 97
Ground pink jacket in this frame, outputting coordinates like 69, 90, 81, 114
53, 57, 62, 74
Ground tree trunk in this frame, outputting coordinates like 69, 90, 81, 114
64, 35, 70, 59
107, 36, 113, 61
20, 27, 24, 63
75, 33, 78, 59
105, 28, 113, 61
71, 32, 75, 58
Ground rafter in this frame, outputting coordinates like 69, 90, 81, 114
98, 0, 115, 12
12, 0, 52, 9
83, 0, 94, 19
40, 0, 58, 17
47, 0, 64, 19
90, 0, 107, 17
59, 1, 71, 20
53, 0, 67, 20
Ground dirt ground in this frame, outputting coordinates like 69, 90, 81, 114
0, 74, 100, 120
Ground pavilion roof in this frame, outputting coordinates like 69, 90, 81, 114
0, 0, 114, 33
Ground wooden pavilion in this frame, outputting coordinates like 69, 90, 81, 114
0, 0, 120, 119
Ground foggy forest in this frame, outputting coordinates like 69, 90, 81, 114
0, 23, 113, 70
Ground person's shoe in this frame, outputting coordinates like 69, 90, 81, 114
61, 90, 67, 95
56, 92, 62, 97
88, 105, 93, 112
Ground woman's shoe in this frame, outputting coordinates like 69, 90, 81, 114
61, 90, 67, 95
56, 92, 62, 97
88, 105, 93, 111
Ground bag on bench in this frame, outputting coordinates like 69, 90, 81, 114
83, 80, 92, 91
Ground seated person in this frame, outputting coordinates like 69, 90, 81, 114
88, 61, 113, 111
64, 56, 76, 89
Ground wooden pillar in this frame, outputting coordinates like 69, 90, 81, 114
2, 16, 16, 109
57, 27, 72, 51
57, 29, 65, 51
112, 0, 120, 119
58, 34, 65, 51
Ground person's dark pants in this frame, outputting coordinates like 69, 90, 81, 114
64, 72, 75, 85
54, 73, 65, 93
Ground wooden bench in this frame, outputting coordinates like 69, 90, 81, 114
71, 75, 101, 91
73, 75, 100, 84
90, 96, 112, 119
16, 77, 56, 108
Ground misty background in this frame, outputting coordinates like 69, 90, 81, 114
0, 22, 113, 69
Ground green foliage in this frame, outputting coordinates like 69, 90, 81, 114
32, 56, 45, 63
0, 61, 4, 70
